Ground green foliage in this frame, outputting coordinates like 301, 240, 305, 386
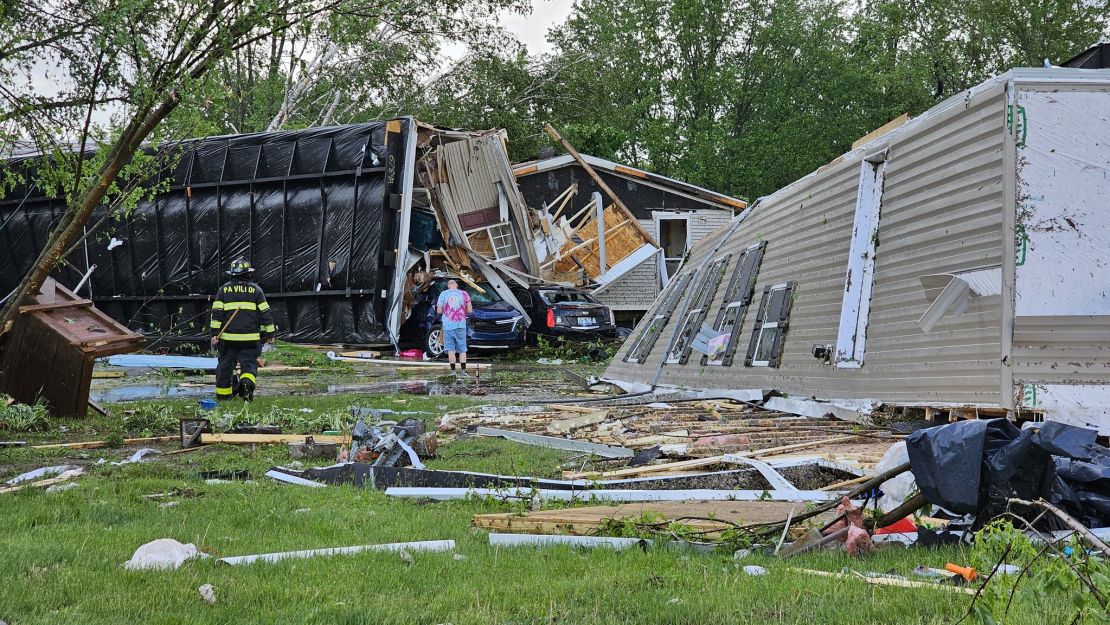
102, 432, 125, 448
396, 0, 1110, 196
121, 403, 179, 436
219, 404, 351, 434
535, 336, 616, 363
0, 398, 50, 432
265, 341, 349, 370
968, 519, 1110, 624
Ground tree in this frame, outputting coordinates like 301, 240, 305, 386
162, 0, 530, 137
0, 0, 340, 337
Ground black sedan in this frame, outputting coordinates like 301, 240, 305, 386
510, 285, 618, 342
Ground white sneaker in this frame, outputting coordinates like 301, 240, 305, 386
458, 370, 471, 380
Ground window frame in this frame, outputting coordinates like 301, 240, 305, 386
745, 281, 796, 368
464, 222, 521, 262
663, 256, 730, 365
624, 271, 693, 364
834, 153, 887, 368
704, 242, 766, 367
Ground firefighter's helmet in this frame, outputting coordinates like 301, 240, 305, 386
227, 258, 254, 276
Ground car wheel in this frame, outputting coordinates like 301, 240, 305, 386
425, 326, 445, 359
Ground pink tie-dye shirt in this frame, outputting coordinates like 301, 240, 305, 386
437, 288, 471, 328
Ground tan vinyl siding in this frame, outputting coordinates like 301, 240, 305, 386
607, 84, 1008, 405
1013, 316, 1110, 384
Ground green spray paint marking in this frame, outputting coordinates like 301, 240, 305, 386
1007, 104, 1027, 148
1023, 384, 1037, 407
1015, 224, 1028, 266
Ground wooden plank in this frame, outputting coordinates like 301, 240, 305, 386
18, 299, 93, 314
91, 370, 126, 379
199, 433, 350, 445
790, 568, 976, 595
546, 411, 609, 435
0, 470, 84, 495
473, 501, 829, 538
31, 436, 178, 450
87, 399, 110, 417
564, 435, 860, 480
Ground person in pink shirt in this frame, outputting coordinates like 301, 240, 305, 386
436, 279, 473, 378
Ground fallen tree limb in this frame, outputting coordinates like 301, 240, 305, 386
1008, 498, 1110, 559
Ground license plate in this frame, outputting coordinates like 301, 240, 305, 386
577, 318, 598, 327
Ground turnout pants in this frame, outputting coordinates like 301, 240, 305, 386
215, 340, 261, 399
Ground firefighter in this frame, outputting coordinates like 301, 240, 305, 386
209, 258, 277, 401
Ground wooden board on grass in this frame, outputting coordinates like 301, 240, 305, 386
473, 500, 831, 538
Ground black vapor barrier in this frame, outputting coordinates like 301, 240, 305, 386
907, 419, 1110, 530
0, 120, 416, 344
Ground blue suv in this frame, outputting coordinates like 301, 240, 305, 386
403, 275, 528, 357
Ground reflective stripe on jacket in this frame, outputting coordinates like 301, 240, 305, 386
211, 280, 276, 340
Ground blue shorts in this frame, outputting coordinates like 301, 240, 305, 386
443, 326, 467, 353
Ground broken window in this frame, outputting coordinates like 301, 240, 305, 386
834, 154, 887, 368
624, 271, 693, 363
465, 223, 520, 261
665, 255, 731, 364
745, 281, 797, 367
704, 242, 766, 366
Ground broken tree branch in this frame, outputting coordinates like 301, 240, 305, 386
1008, 498, 1110, 559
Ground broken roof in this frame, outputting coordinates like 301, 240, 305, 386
513, 153, 747, 213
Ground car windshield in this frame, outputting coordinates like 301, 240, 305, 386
435, 280, 502, 306
539, 289, 597, 305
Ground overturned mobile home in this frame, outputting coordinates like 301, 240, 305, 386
0, 121, 417, 344
605, 67, 1110, 433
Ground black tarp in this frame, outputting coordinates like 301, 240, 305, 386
907, 419, 1110, 529
0, 120, 416, 344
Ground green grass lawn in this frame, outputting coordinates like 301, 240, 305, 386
0, 391, 1083, 624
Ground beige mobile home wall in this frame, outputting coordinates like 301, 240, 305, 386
607, 83, 1010, 405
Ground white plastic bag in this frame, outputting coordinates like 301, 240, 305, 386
124, 539, 202, 571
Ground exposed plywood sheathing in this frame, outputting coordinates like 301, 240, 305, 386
550, 205, 649, 277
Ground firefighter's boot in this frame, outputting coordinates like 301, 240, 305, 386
238, 377, 255, 402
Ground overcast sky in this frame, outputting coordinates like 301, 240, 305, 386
502, 0, 576, 55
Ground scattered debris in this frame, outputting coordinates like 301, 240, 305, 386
908, 420, 1110, 529
0, 278, 144, 417
0, 468, 85, 495
217, 540, 456, 566
789, 568, 977, 595
475, 500, 828, 539
5, 464, 78, 485
742, 565, 768, 576
288, 439, 338, 460
474, 426, 633, 459
386, 486, 838, 503
124, 539, 205, 571
264, 470, 326, 488
198, 584, 217, 604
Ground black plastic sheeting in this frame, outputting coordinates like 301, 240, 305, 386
0, 120, 416, 344
907, 419, 1110, 529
